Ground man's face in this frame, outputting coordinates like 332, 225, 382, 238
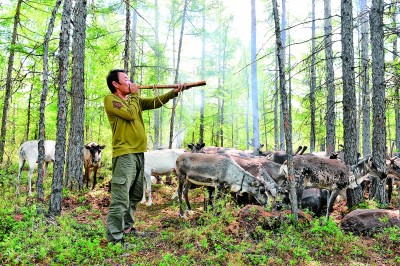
114, 72, 137, 95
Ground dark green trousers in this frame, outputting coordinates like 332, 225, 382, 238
106, 153, 144, 241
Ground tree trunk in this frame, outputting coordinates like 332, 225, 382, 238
392, 0, 400, 152
272, 0, 297, 221
169, 0, 187, 148
199, 0, 205, 144
25, 83, 34, 142
37, 0, 62, 201
49, 0, 72, 217
310, 0, 316, 153
124, 0, 130, 72
360, 0, 371, 156
341, 0, 358, 166
0, 0, 22, 163
324, 0, 336, 156
274, 58, 279, 150
129, 0, 137, 82
250, 0, 260, 151
342, 0, 362, 208
66, 0, 87, 191
370, 0, 387, 204
154, 0, 160, 149
246, 70, 250, 150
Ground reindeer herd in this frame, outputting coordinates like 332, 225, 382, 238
15, 139, 400, 219
16, 140, 105, 195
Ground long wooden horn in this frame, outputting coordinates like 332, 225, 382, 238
139, 80, 206, 89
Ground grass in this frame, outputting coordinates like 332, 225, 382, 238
0, 165, 399, 265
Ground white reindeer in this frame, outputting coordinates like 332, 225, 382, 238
17, 140, 56, 195
141, 149, 185, 206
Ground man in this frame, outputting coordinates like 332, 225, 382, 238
104, 69, 188, 244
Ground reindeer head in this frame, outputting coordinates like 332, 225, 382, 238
356, 156, 387, 179
188, 142, 205, 153
242, 179, 269, 206
85, 142, 105, 166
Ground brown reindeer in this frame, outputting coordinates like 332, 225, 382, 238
83, 142, 105, 189
175, 152, 273, 218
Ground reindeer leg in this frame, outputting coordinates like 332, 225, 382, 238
165, 173, 172, 185
27, 165, 35, 196
86, 168, 90, 189
205, 186, 215, 211
177, 175, 186, 218
141, 175, 147, 204
184, 183, 194, 216
146, 173, 152, 206
92, 165, 98, 190
325, 189, 339, 220
387, 176, 393, 204
16, 159, 25, 195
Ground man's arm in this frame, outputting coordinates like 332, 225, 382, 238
140, 83, 189, 110
104, 95, 138, 121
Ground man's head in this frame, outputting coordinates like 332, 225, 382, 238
106, 69, 127, 93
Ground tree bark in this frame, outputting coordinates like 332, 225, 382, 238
129, 0, 137, 81
37, 0, 62, 201
124, 0, 130, 72
250, 0, 260, 151
324, 0, 336, 156
49, 0, 72, 217
0, 0, 22, 163
370, 0, 387, 204
342, 0, 363, 208
199, 0, 206, 145
274, 58, 279, 150
66, 0, 87, 191
392, 0, 400, 152
153, 0, 160, 150
341, 0, 358, 166
272, 0, 297, 220
25, 83, 33, 142
310, 0, 316, 153
360, 0, 371, 157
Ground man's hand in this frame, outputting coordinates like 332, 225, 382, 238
173, 83, 187, 93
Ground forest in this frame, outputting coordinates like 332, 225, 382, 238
0, 0, 399, 265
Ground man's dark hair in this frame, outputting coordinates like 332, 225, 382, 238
106, 69, 125, 93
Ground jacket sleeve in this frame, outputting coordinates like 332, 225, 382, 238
104, 95, 139, 121
140, 90, 176, 110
